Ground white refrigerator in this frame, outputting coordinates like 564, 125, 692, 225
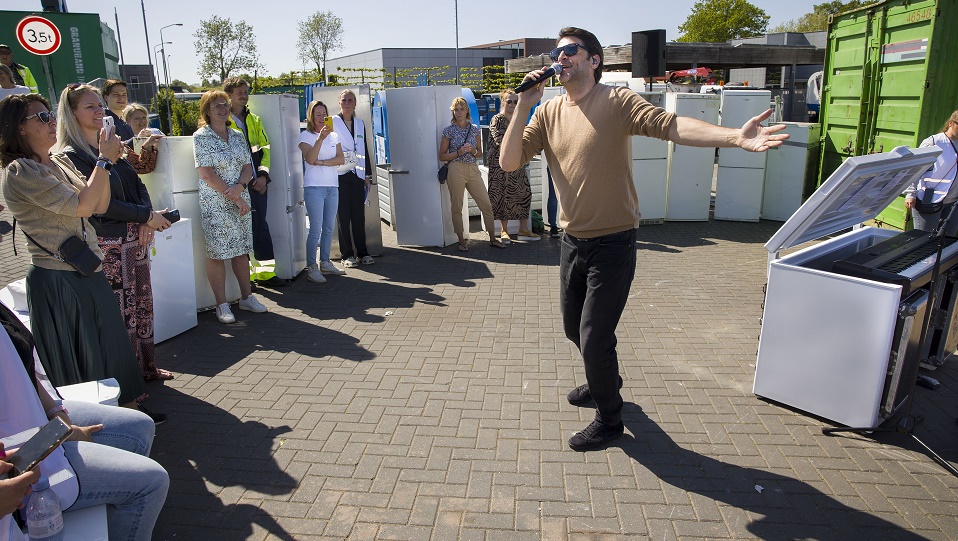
753, 146, 942, 428
150, 219, 197, 342
632, 91, 669, 224
247, 94, 309, 277
382, 86, 463, 247
761, 122, 821, 221
714, 89, 771, 221
665, 93, 719, 221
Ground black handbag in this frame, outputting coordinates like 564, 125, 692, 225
437, 164, 449, 183
22, 219, 101, 277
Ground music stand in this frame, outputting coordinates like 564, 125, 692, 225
822, 206, 958, 478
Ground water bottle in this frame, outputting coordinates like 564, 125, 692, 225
25, 477, 64, 541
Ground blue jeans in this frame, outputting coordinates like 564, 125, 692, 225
62, 400, 169, 541
304, 186, 340, 266
559, 228, 638, 426
913, 202, 958, 236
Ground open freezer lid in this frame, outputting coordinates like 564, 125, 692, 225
765, 146, 941, 254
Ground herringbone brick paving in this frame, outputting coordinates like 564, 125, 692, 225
2, 196, 957, 539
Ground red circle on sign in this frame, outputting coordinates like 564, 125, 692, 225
16, 16, 62, 56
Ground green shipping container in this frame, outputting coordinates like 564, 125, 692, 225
818, 0, 958, 230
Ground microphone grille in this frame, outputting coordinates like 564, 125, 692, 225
550, 62, 563, 74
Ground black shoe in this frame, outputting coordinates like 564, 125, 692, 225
569, 419, 624, 451
549, 226, 561, 238
138, 404, 167, 425
567, 375, 624, 406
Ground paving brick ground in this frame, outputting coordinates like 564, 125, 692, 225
2, 198, 957, 539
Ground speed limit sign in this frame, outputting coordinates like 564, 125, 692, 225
16, 16, 61, 56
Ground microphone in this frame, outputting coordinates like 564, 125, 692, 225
514, 63, 563, 94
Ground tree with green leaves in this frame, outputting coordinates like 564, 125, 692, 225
677, 0, 770, 42
770, 0, 868, 33
296, 11, 344, 84
193, 16, 261, 83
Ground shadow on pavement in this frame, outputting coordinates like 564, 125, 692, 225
151, 387, 298, 540
619, 406, 931, 541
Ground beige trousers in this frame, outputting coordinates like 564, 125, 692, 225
447, 161, 495, 237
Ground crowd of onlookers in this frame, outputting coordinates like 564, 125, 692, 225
0, 34, 570, 537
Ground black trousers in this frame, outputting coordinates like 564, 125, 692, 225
337, 171, 368, 259
559, 228, 638, 426
249, 186, 274, 261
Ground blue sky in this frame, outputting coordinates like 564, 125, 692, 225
6, 0, 823, 84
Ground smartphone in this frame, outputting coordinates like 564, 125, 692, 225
161, 209, 181, 223
1, 418, 72, 479
102, 115, 115, 137
323, 116, 334, 130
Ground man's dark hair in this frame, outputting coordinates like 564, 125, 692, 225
0, 93, 51, 166
101, 79, 128, 98
557, 27, 603, 84
223, 76, 250, 95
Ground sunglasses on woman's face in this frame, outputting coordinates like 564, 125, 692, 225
549, 43, 589, 62
505, 99, 518, 105
24, 111, 57, 124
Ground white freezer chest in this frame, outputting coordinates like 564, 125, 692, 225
753, 146, 943, 428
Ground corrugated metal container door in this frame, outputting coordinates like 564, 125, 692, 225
818, 0, 958, 231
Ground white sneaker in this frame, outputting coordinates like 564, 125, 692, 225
306, 265, 327, 283
360, 255, 375, 265
215, 303, 235, 323
342, 257, 359, 268
320, 260, 346, 275
238, 294, 268, 313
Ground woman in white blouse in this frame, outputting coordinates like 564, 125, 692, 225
299, 100, 345, 284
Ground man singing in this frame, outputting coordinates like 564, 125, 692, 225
500, 27, 787, 451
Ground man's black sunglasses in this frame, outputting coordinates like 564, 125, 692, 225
549, 43, 589, 62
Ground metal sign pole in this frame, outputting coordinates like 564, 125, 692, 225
42, 55, 57, 109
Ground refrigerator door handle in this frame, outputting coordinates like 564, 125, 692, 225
286, 200, 305, 214
387, 169, 409, 175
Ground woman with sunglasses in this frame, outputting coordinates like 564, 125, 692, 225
439, 97, 504, 252
193, 90, 268, 323
904, 109, 958, 234
53, 84, 175, 391
487, 89, 539, 244
0, 93, 152, 411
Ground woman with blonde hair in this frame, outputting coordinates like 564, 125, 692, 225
299, 99, 345, 283
487, 89, 539, 243
192, 90, 268, 323
904, 109, 958, 233
54, 84, 175, 396
332, 89, 375, 267
439, 96, 504, 251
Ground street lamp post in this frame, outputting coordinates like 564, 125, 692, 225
159, 23, 183, 133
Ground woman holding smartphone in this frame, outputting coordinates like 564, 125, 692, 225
299, 100, 345, 283
0, 298, 168, 541
0, 93, 150, 412
53, 84, 175, 393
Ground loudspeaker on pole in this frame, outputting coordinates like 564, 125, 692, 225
632, 29, 666, 78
